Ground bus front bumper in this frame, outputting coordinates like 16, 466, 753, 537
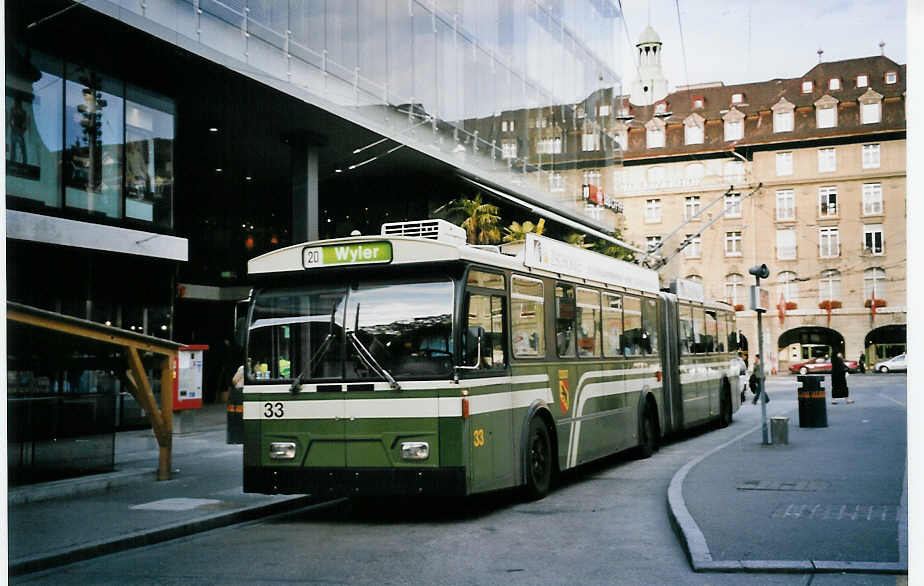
243, 466, 468, 497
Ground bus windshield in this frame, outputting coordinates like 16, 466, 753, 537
247, 278, 454, 382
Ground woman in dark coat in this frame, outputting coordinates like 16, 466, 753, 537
831, 352, 853, 404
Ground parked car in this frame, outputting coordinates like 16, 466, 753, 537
789, 357, 860, 375
873, 353, 907, 373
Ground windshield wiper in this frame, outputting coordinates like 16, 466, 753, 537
290, 304, 338, 394
347, 303, 400, 391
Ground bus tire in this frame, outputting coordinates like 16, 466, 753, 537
637, 406, 658, 459
523, 416, 552, 500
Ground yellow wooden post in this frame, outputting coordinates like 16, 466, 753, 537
159, 354, 175, 481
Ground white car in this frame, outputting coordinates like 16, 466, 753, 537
873, 353, 907, 373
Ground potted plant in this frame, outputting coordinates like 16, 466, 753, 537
785, 301, 798, 310
864, 298, 887, 308
734, 304, 744, 311
818, 300, 842, 310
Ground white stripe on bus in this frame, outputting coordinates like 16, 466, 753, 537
242, 373, 549, 395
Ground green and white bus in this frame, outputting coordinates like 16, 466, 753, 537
242, 220, 740, 499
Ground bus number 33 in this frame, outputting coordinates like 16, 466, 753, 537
473, 428, 486, 447
264, 402, 284, 418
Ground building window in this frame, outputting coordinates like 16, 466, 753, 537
774, 110, 794, 133
857, 74, 868, 88
725, 193, 742, 218
862, 144, 881, 168
581, 131, 600, 151
777, 271, 798, 301
816, 105, 837, 128
655, 102, 667, 114
617, 106, 630, 118
583, 169, 601, 188
685, 163, 704, 185
776, 229, 796, 260
818, 148, 836, 172
829, 78, 841, 90
536, 117, 548, 128
598, 104, 610, 116
684, 196, 701, 220
863, 224, 884, 255
538, 137, 562, 154
862, 183, 883, 215
645, 199, 662, 223
802, 80, 813, 93
819, 269, 841, 300
864, 268, 886, 299
646, 166, 665, 187
776, 152, 793, 175
818, 186, 838, 217
885, 71, 897, 84
819, 227, 840, 258
685, 274, 703, 284
548, 172, 564, 192
684, 120, 704, 145
502, 120, 514, 132
725, 231, 742, 256
724, 119, 743, 142
731, 93, 744, 104
646, 235, 662, 252
683, 234, 702, 258
692, 97, 704, 109
501, 140, 517, 159
576, 105, 585, 118
776, 189, 795, 220
646, 126, 664, 148
724, 160, 744, 183
725, 273, 744, 306
861, 101, 881, 124
615, 129, 627, 151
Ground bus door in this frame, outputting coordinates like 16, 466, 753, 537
658, 293, 684, 434
462, 282, 513, 491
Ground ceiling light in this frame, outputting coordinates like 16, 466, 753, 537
335, 168, 343, 173
215, 168, 223, 173
209, 127, 218, 132
245, 176, 252, 181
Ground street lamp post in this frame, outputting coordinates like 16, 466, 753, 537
749, 263, 771, 445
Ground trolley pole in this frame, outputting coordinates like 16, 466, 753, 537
748, 264, 771, 445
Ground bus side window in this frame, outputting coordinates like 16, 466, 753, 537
555, 284, 576, 358
511, 276, 545, 358
692, 306, 705, 353
704, 310, 717, 353
602, 292, 623, 357
576, 288, 600, 358
464, 293, 506, 369
679, 304, 694, 355
727, 313, 739, 352
622, 295, 642, 356
716, 310, 728, 352
641, 297, 659, 355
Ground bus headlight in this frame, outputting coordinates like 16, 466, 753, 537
269, 442, 297, 460
401, 442, 429, 460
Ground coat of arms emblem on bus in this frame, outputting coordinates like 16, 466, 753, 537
558, 369, 570, 414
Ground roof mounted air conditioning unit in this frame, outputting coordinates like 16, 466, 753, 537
381, 219, 467, 246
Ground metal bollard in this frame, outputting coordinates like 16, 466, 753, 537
770, 416, 789, 445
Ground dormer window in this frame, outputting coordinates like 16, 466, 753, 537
692, 96, 704, 109
857, 74, 869, 88
655, 102, 667, 114
576, 105, 586, 118
646, 118, 666, 148
723, 108, 745, 142
772, 97, 795, 133
801, 80, 813, 93
815, 95, 839, 129
859, 88, 883, 124
885, 71, 897, 84
731, 93, 743, 104
684, 114, 704, 145
829, 77, 841, 90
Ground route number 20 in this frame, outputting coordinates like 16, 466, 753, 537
473, 428, 486, 447
264, 402, 284, 418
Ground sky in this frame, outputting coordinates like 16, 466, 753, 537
617, 0, 908, 91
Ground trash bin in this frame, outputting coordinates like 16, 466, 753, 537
771, 416, 789, 444
227, 386, 244, 444
797, 375, 828, 428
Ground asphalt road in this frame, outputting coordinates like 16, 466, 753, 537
15, 375, 908, 586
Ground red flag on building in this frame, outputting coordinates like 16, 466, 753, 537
777, 292, 786, 325
871, 288, 877, 320
825, 300, 832, 327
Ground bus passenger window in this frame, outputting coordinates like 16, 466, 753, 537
692, 307, 705, 353
727, 314, 739, 352
716, 310, 728, 352
511, 276, 545, 358
555, 284, 576, 358
464, 294, 506, 370
704, 310, 718, 353
679, 304, 694, 355
622, 295, 642, 355
641, 298, 659, 355
602, 293, 623, 357
576, 288, 600, 358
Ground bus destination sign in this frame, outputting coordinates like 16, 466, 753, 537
302, 241, 392, 268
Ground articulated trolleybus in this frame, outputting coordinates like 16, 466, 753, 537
242, 220, 740, 500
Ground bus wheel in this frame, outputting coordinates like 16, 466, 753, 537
637, 407, 657, 459
523, 417, 552, 500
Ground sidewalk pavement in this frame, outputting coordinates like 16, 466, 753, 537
8, 403, 314, 577
669, 374, 908, 574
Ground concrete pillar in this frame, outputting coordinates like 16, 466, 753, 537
292, 137, 319, 243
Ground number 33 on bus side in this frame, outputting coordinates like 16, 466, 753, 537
263, 402, 284, 418
473, 428, 486, 447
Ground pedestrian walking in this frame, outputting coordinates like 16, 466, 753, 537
858, 352, 866, 373
733, 351, 747, 403
749, 354, 769, 404
831, 352, 852, 404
